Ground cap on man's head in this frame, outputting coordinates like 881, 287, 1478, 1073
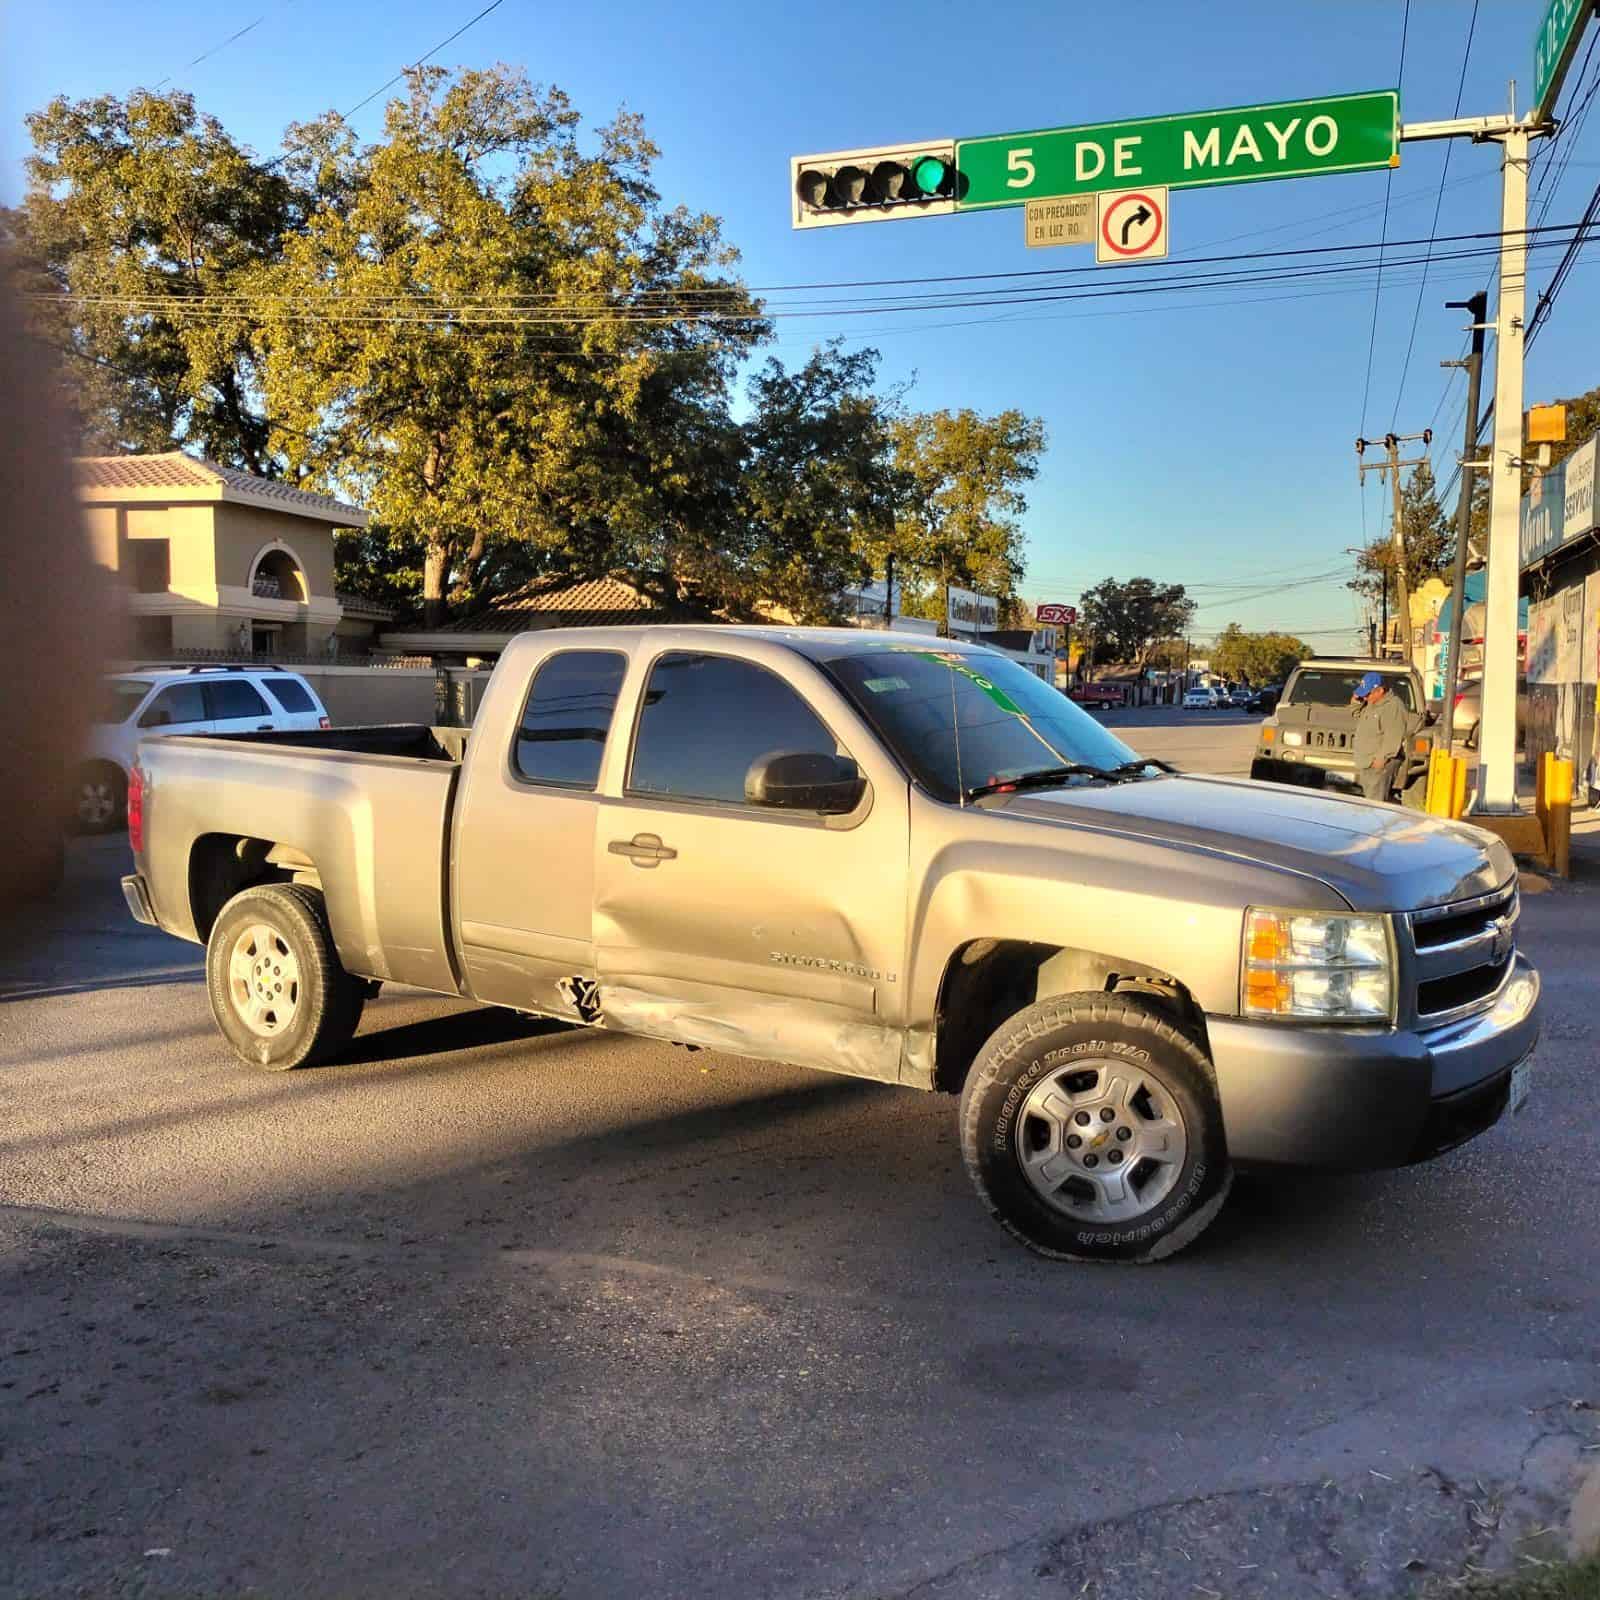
1355, 671, 1384, 698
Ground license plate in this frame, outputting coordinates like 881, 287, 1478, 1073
1510, 1058, 1532, 1115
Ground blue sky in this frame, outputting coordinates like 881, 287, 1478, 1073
8, 0, 1600, 645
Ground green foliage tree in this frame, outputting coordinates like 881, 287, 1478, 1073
884, 407, 1045, 621
1078, 577, 1196, 669
251, 66, 765, 626
1349, 457, 1454, 614
1210, 622, 1311, 683
735, 343, 902, 623
7, 89, 297, 466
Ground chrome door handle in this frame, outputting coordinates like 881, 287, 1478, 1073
608, 832, 677, 867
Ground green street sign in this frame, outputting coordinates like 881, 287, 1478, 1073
1533, 0, 1595, 120
955, 91, 1399, 212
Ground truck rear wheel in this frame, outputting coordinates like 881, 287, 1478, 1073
958, 994, 1231, 1263
205, 884, 366, 1071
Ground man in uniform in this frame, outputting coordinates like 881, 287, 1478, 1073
1351, 670, 1407, 803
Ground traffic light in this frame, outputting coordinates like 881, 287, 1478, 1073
790, 141, 958, 229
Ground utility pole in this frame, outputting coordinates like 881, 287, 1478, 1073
1399, 95, 1550, 811
1479, 120, 1531, 812
1355, 430, 1433, 660
1439, 290, 1489, 755
883, 551, 895, 624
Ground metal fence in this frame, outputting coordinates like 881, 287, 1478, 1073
157, 647, 434, 670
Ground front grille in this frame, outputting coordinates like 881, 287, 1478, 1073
1408, 884, 1519, 1021
1412, 885, 1517, 950
1417, 955, 1513, 1017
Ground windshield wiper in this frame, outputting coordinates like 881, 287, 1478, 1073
1105, 758, 1177, 778
966, 763, 1119, 800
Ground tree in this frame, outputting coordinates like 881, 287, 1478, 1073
1078, 577, 1196, 669
253, 66, 766, 626
7, 89, 298, 466
886, 407, 1044, 621
1210, 623, 1311, 683
735, 343, 900, 623
1349, 457, 1454, 614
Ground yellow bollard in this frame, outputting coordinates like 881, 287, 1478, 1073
1425, 748, 1469, 819
1548, 755, 1574, 878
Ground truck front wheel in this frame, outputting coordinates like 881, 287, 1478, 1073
205, 884, 366, 1070
958, 995, 1231, 1263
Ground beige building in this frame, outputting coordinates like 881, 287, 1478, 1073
74, 452, 373, 658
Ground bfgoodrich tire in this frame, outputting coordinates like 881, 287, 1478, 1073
205, 884, 366, 1070
959, 994, 1231, 1263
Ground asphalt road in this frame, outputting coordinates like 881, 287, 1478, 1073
2, 709, 1597, 1600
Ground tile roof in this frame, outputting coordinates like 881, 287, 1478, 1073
438, 574, 700, 634
73, 451, 368, 527
335, 590, 397, 621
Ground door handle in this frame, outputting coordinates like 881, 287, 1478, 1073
608, 832, 677, 867
255, 724, 273, 731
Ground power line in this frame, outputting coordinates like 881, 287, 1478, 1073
258, 0, 511, 175
336, 0, 510, 124
1358, 0, 1411, 434
1528, 176, 1600, 347
1391, 0, 1478, 429
36, 224, 1599, 326
152, 6, 294, 89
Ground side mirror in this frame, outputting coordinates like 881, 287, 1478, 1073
141, 709, 172, 729
744, 750, 865, 815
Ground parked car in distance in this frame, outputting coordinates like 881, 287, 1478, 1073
1248, 685, 1281, 713
1068, 682, 1123, 710
1183, 686, 1221, 710
1228, 686, 1253, 709
1448, 676, 1529, 749
1251, 658, 1433, 799
122, 625, 1541, 1265
78, 665, 329, 830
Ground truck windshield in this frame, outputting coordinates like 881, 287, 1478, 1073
1286, 669, 1415, 710
818, 646, 1145, 803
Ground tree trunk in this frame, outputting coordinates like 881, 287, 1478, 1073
423, 544, 448, 630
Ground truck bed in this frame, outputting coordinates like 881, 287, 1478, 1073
205, 724, 471, 763
134, 725, 468, 994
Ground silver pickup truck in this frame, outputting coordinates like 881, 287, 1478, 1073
122, 627, 1541, 1263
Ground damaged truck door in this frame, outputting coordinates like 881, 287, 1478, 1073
590, 648, 911, 1082
453, 649, 629, 1016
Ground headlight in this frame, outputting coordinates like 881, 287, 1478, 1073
1242, 908, 1394, 1022
1281, 730, 1303, 746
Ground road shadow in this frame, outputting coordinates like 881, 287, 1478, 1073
0, 966, 203, 1005
332, 1004, 577, 1067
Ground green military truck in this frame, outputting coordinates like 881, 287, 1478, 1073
1251, 657, 1435, 801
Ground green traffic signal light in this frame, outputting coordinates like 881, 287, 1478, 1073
911, 155, 949, 195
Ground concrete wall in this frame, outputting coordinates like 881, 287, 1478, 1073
292, 668, 489, 727
213, 503, 336, 601
83, 506, 120, 569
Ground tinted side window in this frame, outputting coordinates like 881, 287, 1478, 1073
261, 676, 316, 713
629, 652, 839, 806
139, 683, 208, 728
512, 651, 628, 789
207, 680, 272, 720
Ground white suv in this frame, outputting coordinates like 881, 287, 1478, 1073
78, 666, 330, 830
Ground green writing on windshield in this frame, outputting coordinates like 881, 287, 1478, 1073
910, 652, 1025, 714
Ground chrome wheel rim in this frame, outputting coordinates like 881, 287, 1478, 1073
78, 780, 116, 828
1014, 1058, 1189, 1223
228, 924, 301, 1037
